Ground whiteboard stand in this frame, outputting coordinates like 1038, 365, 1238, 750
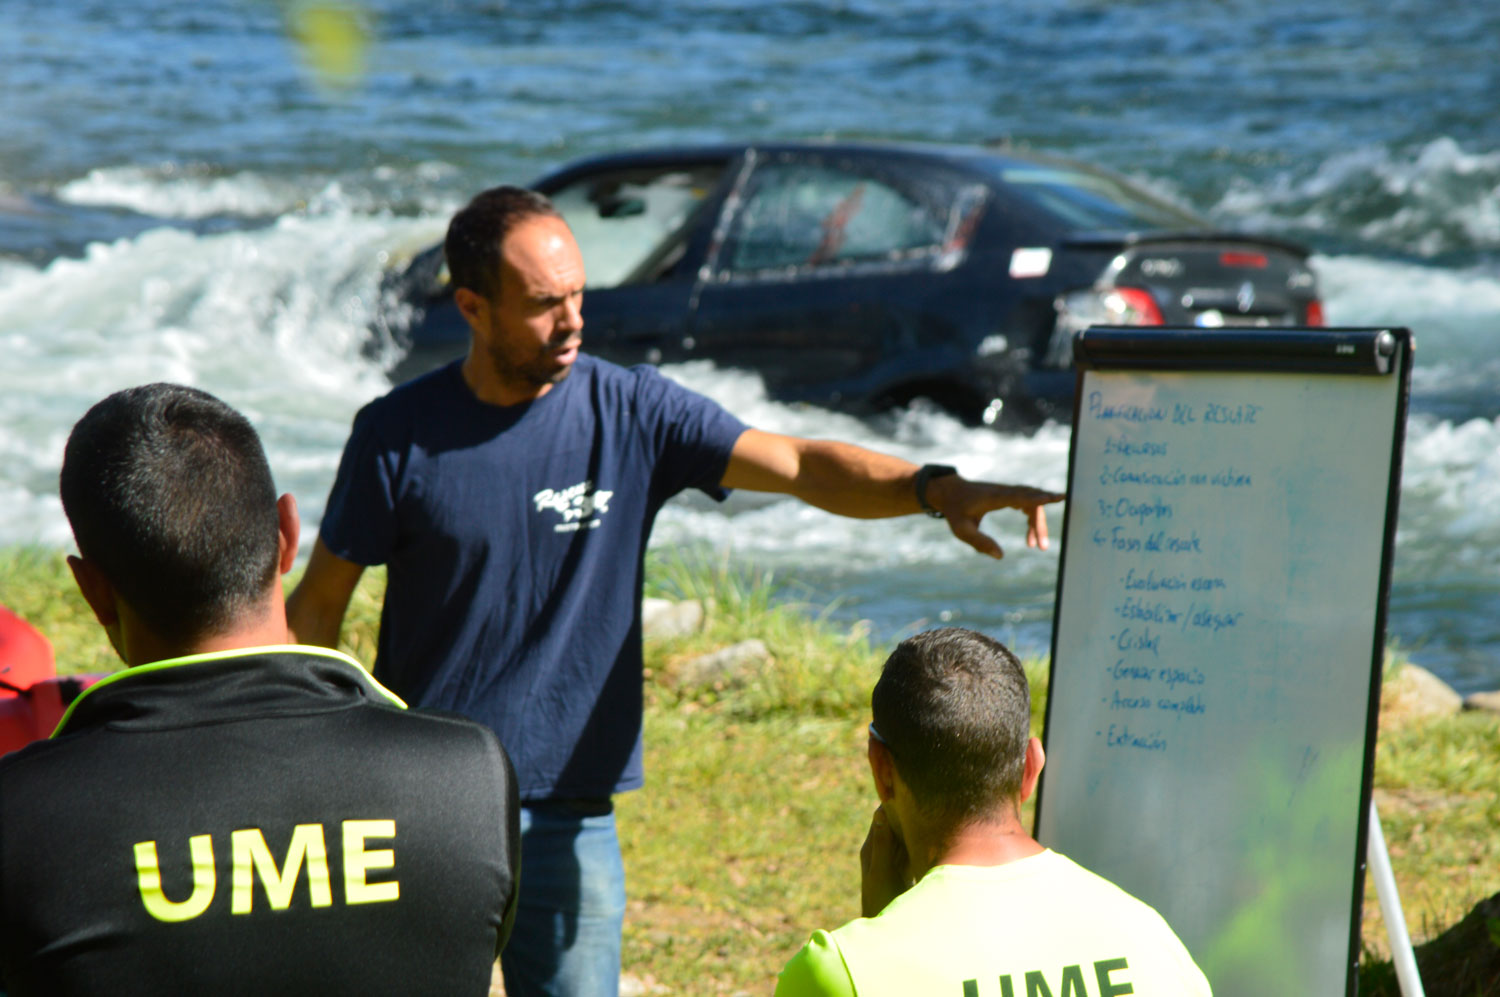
1036, 326, 1415, 997
1368, 800, 1426, 997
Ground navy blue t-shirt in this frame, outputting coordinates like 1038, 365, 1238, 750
320, 356, 747, 799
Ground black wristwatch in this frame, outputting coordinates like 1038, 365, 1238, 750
914, 464, 958, 518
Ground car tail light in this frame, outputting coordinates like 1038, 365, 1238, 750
1047, 285, 1166, 365
1103, 287, 1166, 326
1305, 299, 1326, 327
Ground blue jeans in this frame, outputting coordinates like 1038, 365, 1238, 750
500, 800, 626, 997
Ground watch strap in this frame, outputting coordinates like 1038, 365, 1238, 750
914, 464, 958, 518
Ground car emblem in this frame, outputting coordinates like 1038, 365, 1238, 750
1237, 281, 1256, 312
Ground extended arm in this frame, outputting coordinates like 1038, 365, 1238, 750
285, 538, 366, 648
720, 429, 1064, 559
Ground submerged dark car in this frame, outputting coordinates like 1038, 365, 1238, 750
377, 141, 1323, 426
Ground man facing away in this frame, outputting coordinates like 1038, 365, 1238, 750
287, 186, 1065, 996
776, 628, 1211, 997
0, 384, 520, 996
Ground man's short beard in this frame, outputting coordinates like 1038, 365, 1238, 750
486, 340, 574, 390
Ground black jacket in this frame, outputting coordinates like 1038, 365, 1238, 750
0, 646, 519, 996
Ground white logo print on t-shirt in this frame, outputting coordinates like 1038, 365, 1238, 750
533, 480, 614, 533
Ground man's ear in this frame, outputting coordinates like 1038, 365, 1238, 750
453, 286, 487, 333
276, 493, 300, 576
67, 554, 119, 629
867, 736, 898, 804
1018, 736, 1046, 803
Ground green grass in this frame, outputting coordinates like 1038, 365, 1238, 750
1359, 709, 1500, 995
617, 711, 871, 993
4, 547, 1496, 994
640, 548, 884, 720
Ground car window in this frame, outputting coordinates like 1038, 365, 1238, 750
725, 162, 948, 273
999, 167, 1202, 231
548, 165, 724, 288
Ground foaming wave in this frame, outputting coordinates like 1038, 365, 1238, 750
0, 210, 447, 547
57, 165, 303, 219
1403, 414, 1500, 532
1216, 137, 1500, 257
1315, 254, 1500, 333
656, 361, 901, 449
1307, 253, 1500, 423
55, 162, 466, 221
1396, 413, 1500, 584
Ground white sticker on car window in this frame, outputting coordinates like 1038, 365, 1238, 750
1010, 247, 1052, 279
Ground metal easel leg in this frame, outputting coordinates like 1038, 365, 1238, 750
1368, 800, 1426, 997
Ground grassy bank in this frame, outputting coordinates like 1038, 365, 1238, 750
4, 547, 1497, 993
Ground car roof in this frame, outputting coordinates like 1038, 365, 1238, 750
530, 138, 1105, 186
529, 138, 1227, 242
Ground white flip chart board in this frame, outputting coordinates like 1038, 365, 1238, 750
1035, 327, 1411, 997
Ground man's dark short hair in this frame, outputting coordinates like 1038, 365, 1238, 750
871, 627, 1031, 825
445, 186, 564, 300
60, 383, 281, 646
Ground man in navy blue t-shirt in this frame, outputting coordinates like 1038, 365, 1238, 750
288, 186, 1063, 997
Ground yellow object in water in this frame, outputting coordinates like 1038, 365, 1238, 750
287, 1, 370, 87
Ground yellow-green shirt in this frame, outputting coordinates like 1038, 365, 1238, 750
775, 850, 1211, 997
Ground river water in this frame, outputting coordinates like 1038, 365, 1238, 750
3, 0, 1499, 692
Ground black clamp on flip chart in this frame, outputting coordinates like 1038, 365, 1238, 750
1073, 325, 1402, 375
1036, 326, 1415, 997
